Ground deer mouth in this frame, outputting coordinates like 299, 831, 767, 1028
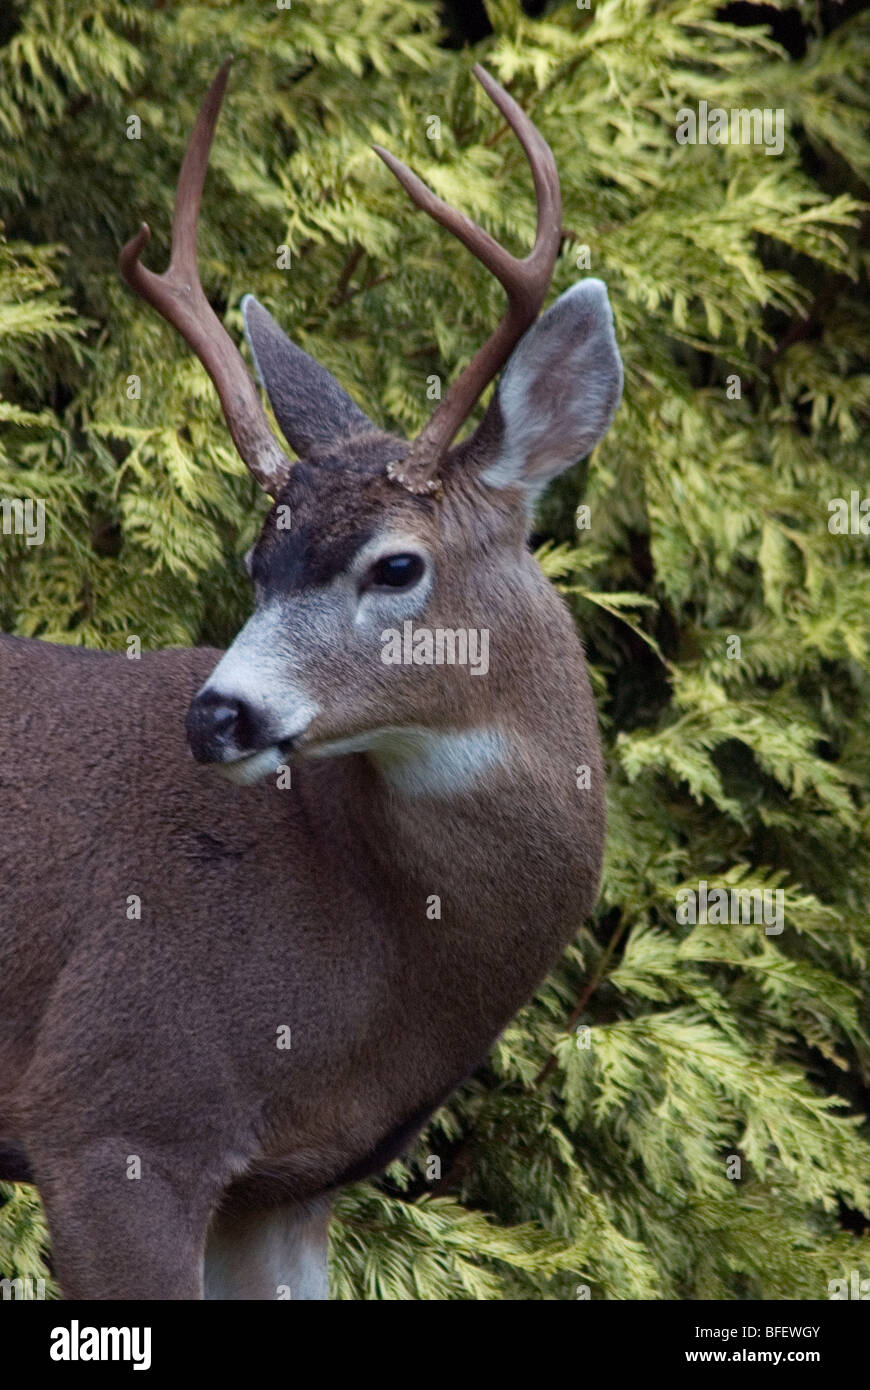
212, 744, 286, 785
210, 732, 303, 786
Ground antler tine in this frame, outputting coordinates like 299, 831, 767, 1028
373, 63, 562, 494
119, 58, 291, 496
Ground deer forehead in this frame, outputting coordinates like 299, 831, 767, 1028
249, 450, 520, 601
249, 455, 429, 584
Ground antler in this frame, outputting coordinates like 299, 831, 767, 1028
373, 64, 561, 496
119, 58, 291, 496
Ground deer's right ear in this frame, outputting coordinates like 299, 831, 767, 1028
242, 296, 376, 457
470, 279, 623, 498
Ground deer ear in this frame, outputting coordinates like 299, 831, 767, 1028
473, 279, 622, 495
242, 296, 375, 457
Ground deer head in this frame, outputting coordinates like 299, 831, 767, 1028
121, 60, 622, 788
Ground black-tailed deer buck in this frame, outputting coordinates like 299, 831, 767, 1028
0, 60, 622, 1299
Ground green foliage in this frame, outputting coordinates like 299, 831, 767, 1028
2, 0, 869, 1299
0, 1182, 53, 1295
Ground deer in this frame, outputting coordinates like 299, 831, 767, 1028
0, 59, 622, 1300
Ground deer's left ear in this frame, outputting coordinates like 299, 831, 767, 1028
469, 279, 623, 496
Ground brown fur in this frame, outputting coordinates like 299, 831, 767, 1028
0, 436, 605, 1295
0, 77, 622, 1295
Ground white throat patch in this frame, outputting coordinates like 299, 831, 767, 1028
308, 726, 510, 797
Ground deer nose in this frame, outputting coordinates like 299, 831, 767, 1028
186, 690, 256, 763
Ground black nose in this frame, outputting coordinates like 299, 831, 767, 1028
186, 690, 257, 763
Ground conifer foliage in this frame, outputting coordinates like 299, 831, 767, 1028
1, 0, 869, 1298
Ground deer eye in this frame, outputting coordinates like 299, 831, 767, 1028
366, 553, 425, 591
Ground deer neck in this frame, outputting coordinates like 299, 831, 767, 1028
305, 595, 604, 1003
